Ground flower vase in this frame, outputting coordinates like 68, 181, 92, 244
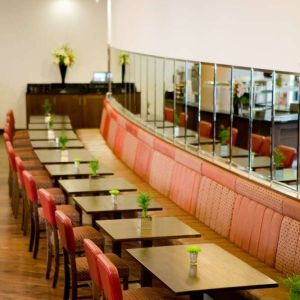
220, 144, 228, 157
74, 161, 80, 171
111, 194, 117, 206
121, 63, 126, 92
189, 252, 198, 266
59, 63, 67, 89
138, 215, 152, 230
189, 265, 198, 277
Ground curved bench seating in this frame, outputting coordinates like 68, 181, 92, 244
100, 99, 300, 300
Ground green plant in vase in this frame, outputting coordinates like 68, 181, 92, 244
218, 125, 229, 157
43, 99, 52, 116
47, 117, 53, 129
89, 159, 99, 177
58, 134, 68, 150
73, 157, 80, 169
137, 192, 151, 218
109, 189, 120, 205
187, 245, 201, 266
283, 275, 300, 300
274, 147, 285, 179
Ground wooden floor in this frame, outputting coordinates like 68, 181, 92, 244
0, 129, 195, 299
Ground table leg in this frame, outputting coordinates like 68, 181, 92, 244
190, 292, 204, 300
141, 240, 153, 248
112, 241, 122, 257
140, 266, 152, 287
112, 211, 122, 219
74, 204, 82, 226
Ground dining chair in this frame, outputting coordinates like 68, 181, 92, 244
227, 127, 238, 146
199, 120, 212, 138
179, 112, 187, 127
55, 211, 129, 300
23, 170, 66, 258
164, 107, 174, 123
251, 134, 265, 154
96, 251, 175, 300
277, 145, 297, 168
38, 188, 80, 288
259, 136, 271, 156
6, 110, 29, 140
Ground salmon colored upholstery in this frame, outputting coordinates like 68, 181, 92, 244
113, 125, 126, 158
199, 121, 212, 138
228, 127, 238, 146
107, 118, 118, 149
229, 196, 283, 267
169, 150, 202, 214
259, 136, 271, 156
179, 112, 186, 127
83, 239, 103, 289
282, 198, 300, 222
277, 145, 297, 168
251, 134, 265, 154
23, 170, 38, 204
125, 121, 138, 137
55, 210, 77, 255
100, 106, 110, 139
121, 132, 138, 169
96, 253, 123, 300
164, 107, 173, 123
153, 138, 176, 159
6, 141, 17, 171
15, 156, 26, 187
275, 217, 300, 274
38, 189, 57, 226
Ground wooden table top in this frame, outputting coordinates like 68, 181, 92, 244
29, 115, 71, 124
28, 123, 73, 130
201, 144, 249, 158
58, 177, 137, 195
34, 149, 94, 164
28, 130, 77, 141
96, 216, 200, 242
255, 168, 298, 183
176, 136, 214, 145
45, 163, 113, 178
31, 140, 84, 149
73, 195, 162, 214
127, 244, 278, 296
232, 156, 271, 170
156, 127, 197, 138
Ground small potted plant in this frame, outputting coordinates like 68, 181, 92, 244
174, 113, 180, 136
89, 159, 99, 178
47, 116, 53, 130
137, 192, 152, 229
283, 275, 300, 300
73, 157, 81, 170
274, 147, 285, 179
59, 134, 68, 150
219, 125, 229, 156
43, 99, 52, 122
118, 52, 129, 91
187, 245, 201, 266
233, 80, 248, 115
109, 189, 120, 205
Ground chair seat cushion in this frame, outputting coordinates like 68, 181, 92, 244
75, 257, 90, 282
23, 160, 44, 171
45, 188, 66, 205
33, 175, 53, 189
123, 287, 174, 300
105, 253, 129, 278
57, 205, 80, 227
14, 149, 37, 160
13, 139, 31, 148
14, 130, 29, 140
73, 226, 104, 252
37, 207, 46, 230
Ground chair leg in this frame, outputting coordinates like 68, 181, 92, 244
23, 198, 29, 236
63, 249, 70, 300
123, 276, 129, 290
46, 225, 53, 279
52, 230, 60, 288
29, 216, 35, 252
70, 256, 78, 300
33, 211, 40, 259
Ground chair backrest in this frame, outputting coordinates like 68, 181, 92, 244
23, 170, 38, 204
83, 239, 103, 289
5, 141, 17, 171
96, 253, 123, 300
4, 124, 14, 141
199, 121, 212, 138
3, 132, 10, 143
277, 145, 297, 168
251, 134, 265, 154
164, 107, 173, 123
179, 112, 187, 127
228, 127, 238, 146
15, 156, 25, 187
259, 136, 271, 156
55, 210, 76, 255
38, 189, 57, 226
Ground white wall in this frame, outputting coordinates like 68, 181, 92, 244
111, 0, 300, 73
0, 0, 107, 128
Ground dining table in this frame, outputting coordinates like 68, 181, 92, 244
28, 123, 73, 130
28, 130, 78, 141
29, 115, 71, 124
200, 144, 250, 158
31, 140, 84, 149
34, 149, 95, 164
127, 244, 278, 300
96, 216, 200, 257
232, 156, 271, 170
73, 194, 162, 226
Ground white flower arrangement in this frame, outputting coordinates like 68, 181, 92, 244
52, 44, 75, 67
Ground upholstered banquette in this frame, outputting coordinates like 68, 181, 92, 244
100, 99, 300, 300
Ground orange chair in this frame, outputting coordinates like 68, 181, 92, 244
199, 121, 212, 138
179, 112, 187, 127
259, 136, 271, 157
164, 107, 173, 123
225, 127, 238, 145
277, 145, 297, 168
251, 134, 265, 154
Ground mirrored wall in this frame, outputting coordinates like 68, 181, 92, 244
110, 48, 300, 195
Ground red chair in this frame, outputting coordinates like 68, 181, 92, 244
251, 134, 265, 154
164, 107, 173, 123
38, 189, 80, 288
199, 121, 212, 138
96, 251, 174, 300
227, 127, 238, 146
179, 112, 187, 127
6, 110, 29, 140
23, 171, 66, 258
55, 211, 129, 300
277, 145, 297, 168
259, 136, 271, 156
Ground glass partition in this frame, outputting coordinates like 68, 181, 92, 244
110, 47, 300, 198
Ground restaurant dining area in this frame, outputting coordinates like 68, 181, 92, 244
2, 1, 300, 300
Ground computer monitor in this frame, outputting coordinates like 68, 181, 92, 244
91, 72, 111, 83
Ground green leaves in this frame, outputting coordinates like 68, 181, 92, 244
137, 192, 151, 218
89, 159, 99, 176
186, 246, 201, 254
